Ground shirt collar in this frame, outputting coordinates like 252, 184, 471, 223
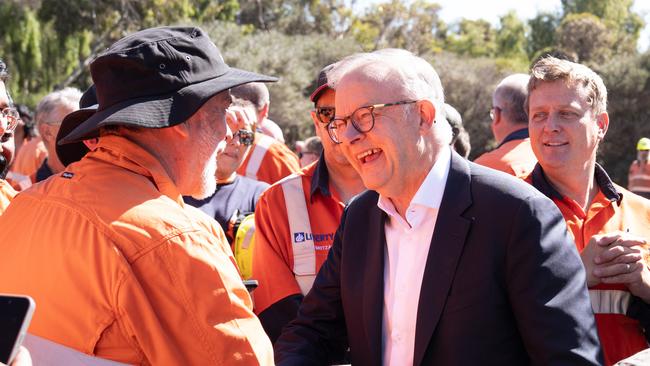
310, 153, 332, 200
89, 135, 186, 206
497, 128, 529, 148
531, 162, 622, 204
378, 145, 452, 215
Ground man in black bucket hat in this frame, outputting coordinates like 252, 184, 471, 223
0, 26, 276, 364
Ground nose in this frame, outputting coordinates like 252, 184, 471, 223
544, 113, 561, 132
339, 120, 363, 145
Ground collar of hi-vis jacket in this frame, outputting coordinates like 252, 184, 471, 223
309, 153, 332, 201
531, 162, 622, 204
90, 134, 185, 206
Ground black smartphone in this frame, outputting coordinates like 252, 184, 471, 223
0, 294, 35, 365
243, 279, 259, 293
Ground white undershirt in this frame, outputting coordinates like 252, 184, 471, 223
378, 146, 451, 366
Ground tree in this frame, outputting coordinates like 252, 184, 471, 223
557, 13, 613, 63
561, 0, 644, 55
446, 19, 497, 58
527, 12, 560, 58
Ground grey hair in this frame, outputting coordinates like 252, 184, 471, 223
230, 82, 270, 111
327, 49, 445, 108
494, 73, 529, 125
36, 87, 82, 126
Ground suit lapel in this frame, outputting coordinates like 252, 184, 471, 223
413, 152, 473, 366
361, 198, 385, 366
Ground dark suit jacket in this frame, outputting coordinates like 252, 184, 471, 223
275, 152, 603, 366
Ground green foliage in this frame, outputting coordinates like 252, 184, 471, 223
446, 19, 497, 57
557, 13, 612, 63
527, 12, 560, 58
496, 11, 527, 59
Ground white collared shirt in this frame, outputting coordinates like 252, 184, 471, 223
378, 146, 451, 366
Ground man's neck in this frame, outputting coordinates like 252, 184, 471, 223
544, 162, 599, 212
216, 172, 237, 185
495, 123, 527, 145
325, 158, 365, 203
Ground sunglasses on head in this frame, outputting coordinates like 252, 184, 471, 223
234, 129, 254, 146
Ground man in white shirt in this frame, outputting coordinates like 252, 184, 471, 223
274, 49, 602, 365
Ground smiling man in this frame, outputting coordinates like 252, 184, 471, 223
525, 56, 650, 365
274, 50, 602, 365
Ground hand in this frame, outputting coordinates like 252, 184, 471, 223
580, 233, 613, 287
591, 232, 650, 303
11, 346, 32, 366
226, 105, 257, 132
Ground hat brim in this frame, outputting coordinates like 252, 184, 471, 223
310, 84, 330, 102
59, 68, 278, 144
55, 107, 97, 166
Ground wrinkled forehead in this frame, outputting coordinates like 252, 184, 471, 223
334, 67, 406, 115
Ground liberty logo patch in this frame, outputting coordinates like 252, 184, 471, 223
294, 232, 306, 243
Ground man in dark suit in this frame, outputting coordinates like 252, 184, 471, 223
274, 50, 603, 365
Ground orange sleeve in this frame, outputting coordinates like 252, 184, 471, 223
117, 228, 273, 364
255, 144, 300, 185
252, 186, 302, 314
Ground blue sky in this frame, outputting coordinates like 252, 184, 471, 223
353, 0, 650, 52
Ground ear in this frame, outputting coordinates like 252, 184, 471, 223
596, 111, 609, 140
417, 100, 436, 133
259, 103, 269, 120
309, 110, 319, 129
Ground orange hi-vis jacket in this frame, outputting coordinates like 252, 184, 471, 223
252, 157, 345, 340
11, 136, 47, 178
0, 178, 16, 214
237, 133, 299, 185
628, 160, 650, 195
0, 135, 273, 365
474, 128, 537, 178
528, 164, 650, 366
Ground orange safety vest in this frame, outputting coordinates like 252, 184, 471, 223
628, 160, 650, 194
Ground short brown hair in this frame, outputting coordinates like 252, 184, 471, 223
527, 57, 607, 115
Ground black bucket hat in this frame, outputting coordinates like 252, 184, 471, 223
59, 26, 277, 145
55, 85, 98, 166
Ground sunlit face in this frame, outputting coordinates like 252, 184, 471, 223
528, 80, 608, 176
184, 91, 232, 199
0, 81, 15, 179
217, 104, 255, 180
334, 70, 423, 197
311, 88, 350, 168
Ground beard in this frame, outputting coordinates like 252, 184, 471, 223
0, 153, 8, 180
187, 133, 222, 200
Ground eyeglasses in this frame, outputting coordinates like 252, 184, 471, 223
326, 100, 417, 144
489, 106, 501, 120
0, 107, 19, 134
233, 129, 254, 146
313, 106, 335, 124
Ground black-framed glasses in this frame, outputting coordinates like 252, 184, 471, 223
489, 106, 501, 120
233, 129, 254, 146
313, 106, 335, 124
0, 107, 19, 134
326, 100, 417, 144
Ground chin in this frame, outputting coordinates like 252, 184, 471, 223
188, 156, 218, 200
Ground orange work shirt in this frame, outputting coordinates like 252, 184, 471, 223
237, 133, 299, 185
0, 135, 273, 365
11, 136, 47, 177
528, 164, 650, 365
253, 157, 344, 314
0, 178, 16, 215
474, 129, 537, 178
628, 160, 650, 197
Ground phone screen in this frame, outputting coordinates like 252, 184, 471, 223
0, 295, 34, 364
